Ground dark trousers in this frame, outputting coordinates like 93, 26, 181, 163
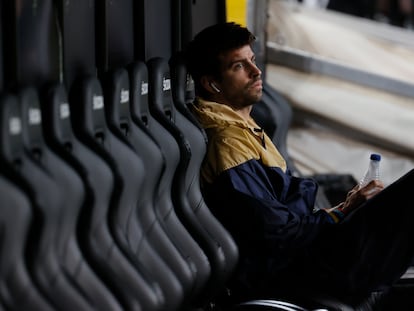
307, 169, 414, 300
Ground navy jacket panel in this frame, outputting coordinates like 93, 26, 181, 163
203, 159, 335, 289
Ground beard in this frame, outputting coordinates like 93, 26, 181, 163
242, 80, 263, 105
220, 78, 263, 109
226, 88, 263, 110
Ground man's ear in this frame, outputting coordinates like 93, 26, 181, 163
201, 76, 221, 94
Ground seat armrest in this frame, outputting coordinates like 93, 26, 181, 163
234, 299, 329, 311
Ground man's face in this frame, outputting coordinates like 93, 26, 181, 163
216, 44, 262, 109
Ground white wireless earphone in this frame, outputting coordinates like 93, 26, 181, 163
210, 82, 221, 93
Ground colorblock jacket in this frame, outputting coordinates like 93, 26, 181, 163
191, 98, 340, 292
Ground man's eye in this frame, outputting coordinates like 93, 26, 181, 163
234, 63, 243, 69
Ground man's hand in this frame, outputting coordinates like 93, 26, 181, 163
340, 180, 384, 214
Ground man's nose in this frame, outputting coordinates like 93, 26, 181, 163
250, 62, 261, 77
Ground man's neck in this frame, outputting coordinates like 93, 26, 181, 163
231, 105, 252, 121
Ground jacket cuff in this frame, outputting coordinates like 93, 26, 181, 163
328, 208, 345, 223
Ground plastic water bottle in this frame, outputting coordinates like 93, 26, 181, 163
359, 153, 381, 187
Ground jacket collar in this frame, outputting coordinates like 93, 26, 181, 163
192, 98, 263, 137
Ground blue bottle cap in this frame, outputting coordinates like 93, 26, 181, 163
370, 153, 381, 161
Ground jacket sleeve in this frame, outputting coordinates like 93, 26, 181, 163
203, 159, 335, 261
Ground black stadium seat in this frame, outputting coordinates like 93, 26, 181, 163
90, 8, 183, 307
41, 82, 124, 311
0, 173, 51, 310
126, 63, 200, 305
147, 56, 239, 306
0, 94, 54, 311
95, 0, 211, 306
0, 90, 91, 310
18, 87, 94, 311
169, 54, 242, 292
128, 60, 212, 307
101, 66, 185, 310
69, 75, 163, 311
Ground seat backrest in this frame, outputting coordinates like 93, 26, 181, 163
148, 56, 239, 304
129, 60, 211, 305
101, 67, 185, 310
0, 175, 30, 305
0, 173, 55, 311
168, 55, 240, 301
169, 52, 197, 121
128, 63, 205, 306
19, 87, 95, 311
0, 94, 54, 311
69, 75, 163, 311
0, 91, 85, 310
41, 83, 124, 311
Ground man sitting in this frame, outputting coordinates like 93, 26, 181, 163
185, 22, 414, 307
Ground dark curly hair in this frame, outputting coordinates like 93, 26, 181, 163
185, 22, 256, 98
